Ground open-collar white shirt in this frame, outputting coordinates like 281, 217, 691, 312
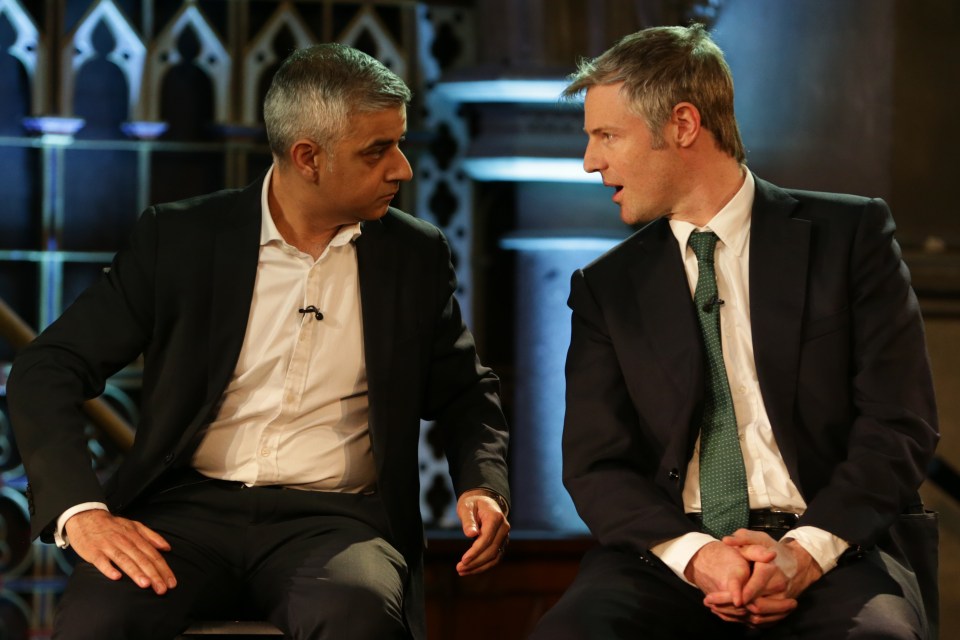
191, 166, 376, 492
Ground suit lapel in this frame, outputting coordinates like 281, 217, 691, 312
626, 219, 703, 454
355, 214, 398, 476
206, 180, 263, 403
749, 176, 810, 479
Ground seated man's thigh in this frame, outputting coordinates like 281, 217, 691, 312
54, 545, 237, 640
248, 514, 408, 640
530, 546, 736, 640
771, 549, 925, 640
54, 481, 245, 639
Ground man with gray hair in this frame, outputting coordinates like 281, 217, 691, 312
530, 24, 937, 639
8, 43, 510, 639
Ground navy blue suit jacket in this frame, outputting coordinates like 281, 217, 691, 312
562, 175, 937, 560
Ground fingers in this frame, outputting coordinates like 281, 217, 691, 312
66, 511, 177, 595
741, 560, 787, 603
745, 595, 798, 626
735, 543, 777, 564
702, 595, 749, 624
459, 503, 480, 539
723, 529, 775, 547
104, 538, 175, 593
455, 492, 510, 576
134, 521, 172, 552
115, 524, 178, 592
456, 517, 510, 576
684, 540, 751, 595
725, 575, 744, 608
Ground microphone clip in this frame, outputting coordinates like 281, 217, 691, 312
702, 296, 725, 313
298, 305, 324, 320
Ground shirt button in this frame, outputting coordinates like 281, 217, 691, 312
738, 385, 747, 394
260, 449, 270, 457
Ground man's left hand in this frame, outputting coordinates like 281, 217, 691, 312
454, 489, 510, 576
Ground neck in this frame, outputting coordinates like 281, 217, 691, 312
269, 165, 343, 259
669, 156, 745, 228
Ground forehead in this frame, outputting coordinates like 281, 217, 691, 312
583, 83, 641, 129
343, 105, 407, 142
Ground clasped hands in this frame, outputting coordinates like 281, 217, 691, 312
684, 530, 823, 628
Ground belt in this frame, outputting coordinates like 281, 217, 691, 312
687, 509, 799, 537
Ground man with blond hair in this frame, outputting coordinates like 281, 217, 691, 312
531, 24, 937, 639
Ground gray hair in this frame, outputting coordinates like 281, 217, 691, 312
564, 24, 745, 163
264, 43, 412, 161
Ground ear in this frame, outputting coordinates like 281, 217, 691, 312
289, 138, 324, 180
671, 102, 702, 149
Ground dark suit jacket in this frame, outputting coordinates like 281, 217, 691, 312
562, 175, 937, 564
7, 176, 510, 637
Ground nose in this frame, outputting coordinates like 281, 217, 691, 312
583, 139, 604, 174
389, 148, 413, 183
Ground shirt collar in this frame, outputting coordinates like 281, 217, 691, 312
669, 168, 754, 255
259, 164, 362, 250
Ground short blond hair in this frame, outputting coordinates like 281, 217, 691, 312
565, 24, 745, 162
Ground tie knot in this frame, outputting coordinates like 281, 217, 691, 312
688, 231, 718, 263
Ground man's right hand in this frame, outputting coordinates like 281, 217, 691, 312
64, 510, 177, 595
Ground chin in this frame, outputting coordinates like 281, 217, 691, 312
361, 206, 390, 222
619, 208, 641, 226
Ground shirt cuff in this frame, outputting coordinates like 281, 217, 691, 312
782, 525, 849, 573
55, 503, 110, 549
650, 531, 717, 586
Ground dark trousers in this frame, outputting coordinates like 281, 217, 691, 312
54, 472, 409, 640
530, 544, 926, 640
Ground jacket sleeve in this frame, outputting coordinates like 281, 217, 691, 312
797, 199, 938, 547
7, 209, 158, 540
421, 230, 510, 504
562, 269, 697, 554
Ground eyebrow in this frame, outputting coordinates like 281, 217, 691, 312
362, 133, 406, 151
584, 125, 621, 135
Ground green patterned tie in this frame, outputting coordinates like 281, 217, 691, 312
688, 231, 749, 538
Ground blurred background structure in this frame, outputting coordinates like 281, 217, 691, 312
0, 0, 958, 637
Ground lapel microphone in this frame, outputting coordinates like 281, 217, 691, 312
702, 296, 725, 313
298, 305, 324, 320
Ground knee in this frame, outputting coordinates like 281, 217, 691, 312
283, 583, 406, 639
280, 573, 406, 640
846, 594, 925, 640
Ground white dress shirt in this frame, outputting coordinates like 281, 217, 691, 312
192, 166, 375, 492
649, 170, 848, 583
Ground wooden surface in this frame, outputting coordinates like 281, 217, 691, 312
424, 534, 593, 640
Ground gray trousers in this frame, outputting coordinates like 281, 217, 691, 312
54, 471, 409, 640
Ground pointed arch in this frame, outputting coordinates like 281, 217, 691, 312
337, 6, 406, 80
0, 0, 44, 115
60, 0, 145, 118
145, 2, 230, 122
242, 1, 315, 126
